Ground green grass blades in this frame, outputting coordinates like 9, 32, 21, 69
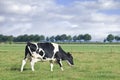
0, 43, 120, 80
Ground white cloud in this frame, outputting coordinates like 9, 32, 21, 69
0, 0, 120, 41
98, 0, 120, 9
90, 13, 120, 23
0, 16, 5, 22
0, 0, 34, 15
1, 23, 32, 35
10, 4, 32, 14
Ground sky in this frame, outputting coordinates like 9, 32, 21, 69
0, 0, 120, 41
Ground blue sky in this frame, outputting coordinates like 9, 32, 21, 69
56, 0, 74, 5
99, 9, 120, 15
0, 0, 120, 41
56, 0, 97, 5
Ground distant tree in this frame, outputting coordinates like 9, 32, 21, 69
0, 34, 13, 43
73, 35, 77, 42
0, 34, 4, 42
27, 35, 32, 41
55, 35, 61, 42
49, 36, 55, 42
46, 37, 50, 42
2, 35, 8, 42
83, 34, 91, 42
77, 34, 83, 42
13, 34, 45, 42
60, 34, 67, 42
16, 34, 29, 42
39, 35, 45, 42
0, 34, 94, 43
115, 36, 120, 42
106, 34, 114, 42
33, 35, 40, 42
67, 35, 72, 42
24, 34, 30, 41
7, 35, 13, 44
103, 39, 107, 43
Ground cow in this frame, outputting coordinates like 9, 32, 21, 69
21, 42, 74, 72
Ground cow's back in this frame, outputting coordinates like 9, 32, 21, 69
37, 43, 55, 58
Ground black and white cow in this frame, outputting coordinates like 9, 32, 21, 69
21, 42, 74, 72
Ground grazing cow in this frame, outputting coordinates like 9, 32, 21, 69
21, 42, 74, 72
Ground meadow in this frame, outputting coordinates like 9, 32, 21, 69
0, 43, 120, 80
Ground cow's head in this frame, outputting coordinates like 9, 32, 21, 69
66, 52, 74, 66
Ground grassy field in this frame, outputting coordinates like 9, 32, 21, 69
0, 43, 120, 80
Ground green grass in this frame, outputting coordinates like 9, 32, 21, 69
0, 43, 120, 80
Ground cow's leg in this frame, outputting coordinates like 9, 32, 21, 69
50, 60, 54, 71
50, 63, 54, 72
55, 53, 64, 71
21, 58, 27, 72
57, 59, 64, 71
30, 58, 35, 71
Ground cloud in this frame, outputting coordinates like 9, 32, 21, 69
98, 0, 120, 9
0, 0, 120, 41
0, 16, 5, 22
0, 0, 34, 15
10, 4, 32, 14
1, 23, 32, 35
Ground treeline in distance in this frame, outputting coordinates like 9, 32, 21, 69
0, 34, 120, 43
0, 34, 91, 43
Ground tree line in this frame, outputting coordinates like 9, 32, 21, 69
0, 34, 120, 43
105, 34, 120, 42
0, 34, 91, 43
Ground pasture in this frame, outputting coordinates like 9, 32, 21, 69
0, 43, 120, 80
